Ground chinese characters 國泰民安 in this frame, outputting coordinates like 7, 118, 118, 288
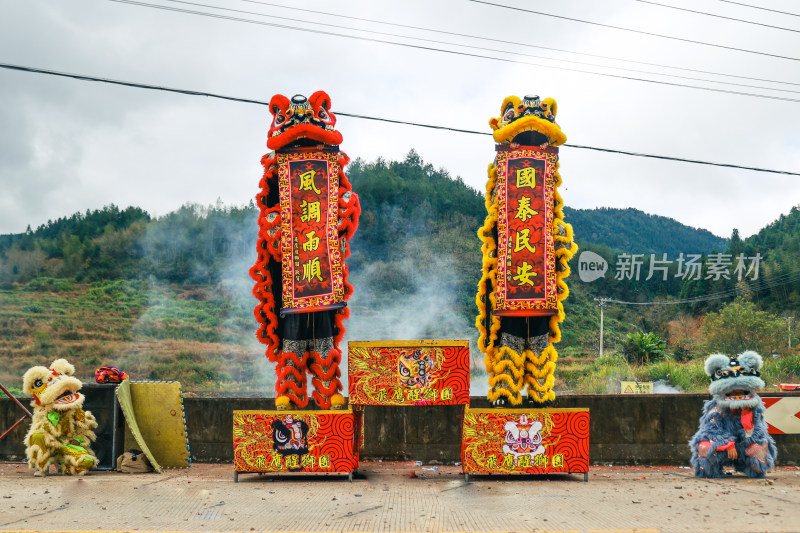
510, 166, 541, 288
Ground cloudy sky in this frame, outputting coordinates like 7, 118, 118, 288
2, 0, 799, 238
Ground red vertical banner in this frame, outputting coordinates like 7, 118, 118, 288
278, 150, 345, 313
495, 147, 558, 315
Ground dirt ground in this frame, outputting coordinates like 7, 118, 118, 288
1, 461, 799, 533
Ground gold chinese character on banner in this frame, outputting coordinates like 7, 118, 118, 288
300, 200, 321, 223
513, 228, 536, 253
512, 261, 538, 286
302, 230, 320, 252
514, 196, 539, 222
299, 170, 322, 194
516, 167, 536, 188
302, 257, 324, 282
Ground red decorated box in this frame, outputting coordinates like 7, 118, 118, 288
462, 407, 589, 479
233, 410, 359, 479
494, 146, 558, 316
348, 340, 470, 406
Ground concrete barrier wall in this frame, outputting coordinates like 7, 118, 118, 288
3, 393, 799, 466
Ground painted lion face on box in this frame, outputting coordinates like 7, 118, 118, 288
704, 351, 765, 410
23, 358, 86, 412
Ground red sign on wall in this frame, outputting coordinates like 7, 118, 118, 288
762, 397, 800, 434
233, 410, 359, 474
462, 407, 589, 475
494, 147, 558, 315
278, 150, 345, 314
348, 340, 470, 406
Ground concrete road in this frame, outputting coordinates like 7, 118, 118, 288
1, 461, 799, 533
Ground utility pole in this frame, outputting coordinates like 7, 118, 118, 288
786, 315, 794, 351
595, 297, 610, 357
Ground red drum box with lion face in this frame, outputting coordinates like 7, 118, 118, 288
348, 340, 470, 406
233, 410, 360, 478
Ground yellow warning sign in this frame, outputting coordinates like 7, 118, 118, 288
621, 381, 653, 394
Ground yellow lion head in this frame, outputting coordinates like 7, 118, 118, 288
489, 94, 566, 147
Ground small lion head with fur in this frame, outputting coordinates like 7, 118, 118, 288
24, 358, 86, 411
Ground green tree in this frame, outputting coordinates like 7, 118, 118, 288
700, 298, 785, 356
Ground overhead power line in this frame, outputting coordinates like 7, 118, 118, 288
718, 0, 800, 18
238, 0, 800, 88
152, 0, 800, 96
2, 62, 799, 177
105, 0, 800, 103
608, 271, 800, 306
633, 0, 800, 33
469, 0, 800, 62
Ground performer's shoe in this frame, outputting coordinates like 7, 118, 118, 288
275, 395, 297, 410
492, 397, 508, 408
330, 393, 346, 410
528, 397, 557, 409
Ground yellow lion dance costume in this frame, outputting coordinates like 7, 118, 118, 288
476, 94, 577, 407
22, 359, 98, 476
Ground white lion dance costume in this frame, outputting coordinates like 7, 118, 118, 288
476, 94, 576, 407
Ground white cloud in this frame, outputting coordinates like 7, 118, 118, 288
1, 0, 798, 237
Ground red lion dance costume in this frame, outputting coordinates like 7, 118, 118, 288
250, 91, 360, 410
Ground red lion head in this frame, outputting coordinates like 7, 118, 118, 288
267, 91, 343, 150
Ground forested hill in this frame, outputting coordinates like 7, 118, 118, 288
564, 206, 727, 256
0, 150, 768, 288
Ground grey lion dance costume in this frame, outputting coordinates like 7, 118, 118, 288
690, 351, 777, 478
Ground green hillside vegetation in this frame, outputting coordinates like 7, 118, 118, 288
1, 151, 798, 395
565, 206, 728, 256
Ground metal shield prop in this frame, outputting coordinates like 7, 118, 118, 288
278, 150, 345, 314
494, 147, 558, 315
